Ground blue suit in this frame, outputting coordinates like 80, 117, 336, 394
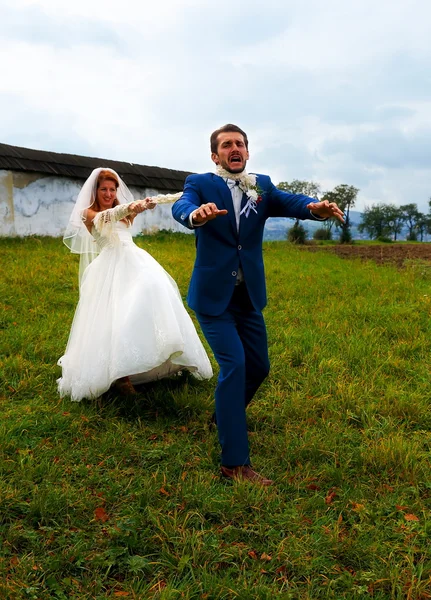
172, 172, 322, 466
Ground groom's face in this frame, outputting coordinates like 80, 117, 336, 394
211, 131, 249, 174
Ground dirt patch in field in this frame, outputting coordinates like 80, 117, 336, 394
303, 244, 431, 267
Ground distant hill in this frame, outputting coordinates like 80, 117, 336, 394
262, 215, 344, 241
263, 210, 369, 241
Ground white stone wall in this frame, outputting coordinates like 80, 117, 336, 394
0, 170, 188, 237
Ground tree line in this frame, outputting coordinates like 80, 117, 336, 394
359, 202, 431, 242
277, 179, 431, 243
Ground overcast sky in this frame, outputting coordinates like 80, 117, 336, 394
1, 0, 430, 211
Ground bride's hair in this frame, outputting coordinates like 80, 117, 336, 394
92, 170, 120, 211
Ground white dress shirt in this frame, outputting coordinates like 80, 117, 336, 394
225, 178, 243, 229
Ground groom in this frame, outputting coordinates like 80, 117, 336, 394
172, 124, 344, 485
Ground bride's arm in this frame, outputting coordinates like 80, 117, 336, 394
84, 201, 150, 233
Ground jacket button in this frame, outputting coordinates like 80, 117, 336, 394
232, 271, 237, 277
238, 245, 242, 250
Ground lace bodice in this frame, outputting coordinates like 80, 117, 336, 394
91, 221, 134, 251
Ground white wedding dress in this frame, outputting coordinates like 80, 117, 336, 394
57, 222, 213, 401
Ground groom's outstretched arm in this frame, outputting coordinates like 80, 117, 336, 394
172, 175, 227, 229
264, 176, 344, 222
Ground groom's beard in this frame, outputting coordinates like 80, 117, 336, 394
226, 167, 246, 174
220, 160, 247, 174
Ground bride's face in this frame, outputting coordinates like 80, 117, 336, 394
97, 179, 117, 210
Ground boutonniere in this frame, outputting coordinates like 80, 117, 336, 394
215, 166, 264, 218
240, 184, 264, 217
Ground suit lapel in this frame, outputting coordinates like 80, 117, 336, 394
212, 174, 238, 238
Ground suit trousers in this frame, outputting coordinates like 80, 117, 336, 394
195, 283, 270, 467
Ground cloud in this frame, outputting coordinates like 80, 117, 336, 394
0, 3, 127, 51
0, 92, 96, 155
323, 126, 431, 170
9, 0, 204, 32
0, 0, 431, 215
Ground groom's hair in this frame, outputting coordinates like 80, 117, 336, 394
210, 124, 249, 154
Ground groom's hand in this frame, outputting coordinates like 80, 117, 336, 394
307, 200, 345, 223
192, 203, 228, 225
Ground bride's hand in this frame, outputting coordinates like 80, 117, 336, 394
143, 197, 156, 210
129, 200, 150, 214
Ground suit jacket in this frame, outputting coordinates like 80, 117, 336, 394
172, 172, 322, 316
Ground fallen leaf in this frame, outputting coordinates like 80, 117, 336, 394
404, 513, 419, 522
276, 565, 288, 574
94, 507, 109, 522
114, 593, 130, 597
248, 550, 258, 560
159, 487, 170, 496
325, 490, 337, 505
306, 483, 321, 491
396, 505, 408, 511
261, 553, 272, 561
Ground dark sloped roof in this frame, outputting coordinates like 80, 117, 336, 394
0, 142, 192, 192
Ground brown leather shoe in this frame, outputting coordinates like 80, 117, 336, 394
112, 376, 137, 395
221, 465, 273, 486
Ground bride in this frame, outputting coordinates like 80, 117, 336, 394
57, 167, 213, 401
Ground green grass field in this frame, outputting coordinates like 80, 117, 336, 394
1, 233, 431, 599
